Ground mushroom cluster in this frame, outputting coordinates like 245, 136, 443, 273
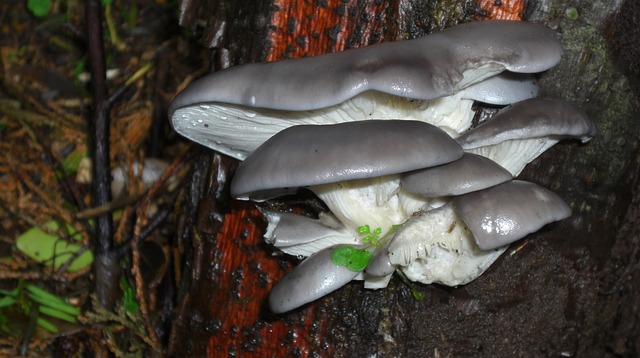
169, 21, 597, 314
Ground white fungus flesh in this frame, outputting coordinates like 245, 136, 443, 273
387, 204, 506, 286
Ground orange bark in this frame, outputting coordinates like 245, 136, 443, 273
475, 0, 524, 20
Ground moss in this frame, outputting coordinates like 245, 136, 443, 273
401, 0, 474, 39
538, 16, 637, 187
565, 7, 579, 20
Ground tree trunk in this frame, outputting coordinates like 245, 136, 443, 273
167, 0, 640, 356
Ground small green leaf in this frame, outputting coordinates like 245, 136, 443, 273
36, 317, 59, 333
331, 246, 371, 272
121, 277, 139, 314
27, 0, 51, 18
73, 58, 86, 77
26, 285, 80, 316
38, 305, 77, 323
358, 224, 384, 247
16, 220, 93, 272
62, 149, 86, 176
0, 288, 18, 308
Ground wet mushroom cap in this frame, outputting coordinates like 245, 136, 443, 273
268, 245, 362, 314
461, 72, 539, 105
231, 120, 463, 200
452, 180, 572, 251
169, 20, 560, 115
456, 98, 598, 149
401, 153, 512, 197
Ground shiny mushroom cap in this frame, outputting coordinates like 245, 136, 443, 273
401, 153, 512, 197
456, 98, 597, 175
169, 21, 560, 160
452, 180, 572, 250
268, 245, 362, 314
169, 21, 560, 114
230, 120, 463, 201
457, 98, 597, 148
461, 72, 540, 105
374, 180, 570, 285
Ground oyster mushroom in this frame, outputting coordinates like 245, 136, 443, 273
269, 179, 573, 311
231, 120, 462, 234
369, 180, 571, 286
170, 20, 560, 160
261, 211, 356, 257
456, 98, 598, 175
401, 153, 512, 197
268, 244, 365, 314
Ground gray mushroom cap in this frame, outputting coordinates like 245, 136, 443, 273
456, 98, 598, 149
231, 120, 463, 200
269, 245, 362, 314
401, 153, 512, 197
461, 72, 539, 105
365, 240, 396, 277
169, 20, 560, 115
452, 180, 572, 251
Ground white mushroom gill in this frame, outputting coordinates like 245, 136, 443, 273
262, 211, 358, 257
310, 175, 421, 235
465, 137, 558, 176
263, 176, 431, 258
172, 73, 539, 161
172, 91, 476, 161
262, 175, 488, 290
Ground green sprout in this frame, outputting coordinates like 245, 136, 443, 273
121, 277, 139, 314
27, 0, 51, 18
358, 224, 383, 247
396, 268, 425, 301
329, 221, 424, 300
0, 281, 81, 334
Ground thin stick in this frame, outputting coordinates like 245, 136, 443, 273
86, 0, 117, 309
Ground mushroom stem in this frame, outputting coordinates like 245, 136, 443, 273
310, 175, 428, 238
387, 203, 506, 286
